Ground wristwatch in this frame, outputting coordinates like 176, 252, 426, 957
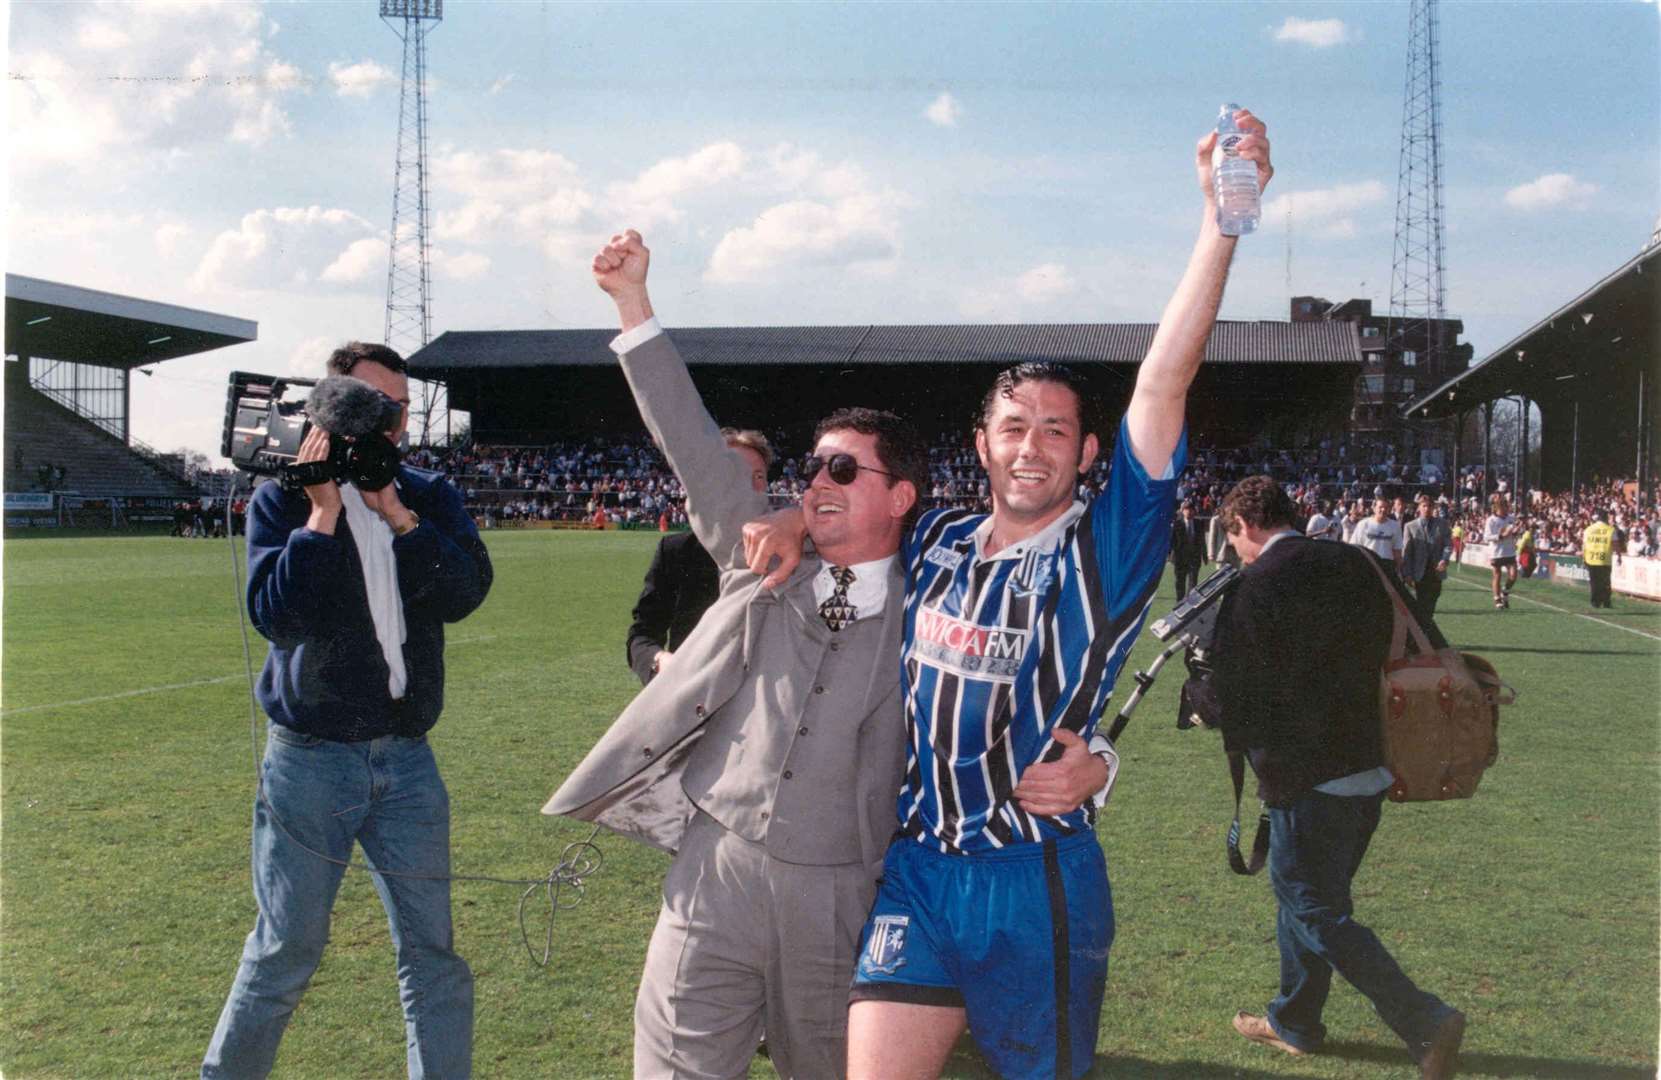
392, 510, 421, 537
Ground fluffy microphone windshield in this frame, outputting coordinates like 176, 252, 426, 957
306, 376, 404, 439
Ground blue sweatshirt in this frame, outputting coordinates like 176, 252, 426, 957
245, 466, 492, 741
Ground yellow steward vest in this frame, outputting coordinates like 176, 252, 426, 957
1583, 522, 1614, 567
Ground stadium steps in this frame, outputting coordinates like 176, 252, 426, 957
4, 386, 196, 500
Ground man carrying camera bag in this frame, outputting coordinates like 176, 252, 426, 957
202, 342, 492, 1080
1208, 476, 1465, 1080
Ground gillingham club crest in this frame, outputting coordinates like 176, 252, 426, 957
861, 914, 910, 975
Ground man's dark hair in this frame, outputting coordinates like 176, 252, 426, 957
813, 407, 930, 528
978, 362, 1104, 445
1218, 475, 1299, 535
327, 341, 408, 377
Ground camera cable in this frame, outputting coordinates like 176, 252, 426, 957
220, 490, 602, 967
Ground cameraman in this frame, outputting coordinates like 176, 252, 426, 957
203, 342, 492, 1080
1206, 476, 1465, 1079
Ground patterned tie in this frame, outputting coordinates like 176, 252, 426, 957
819, 565, 857, 632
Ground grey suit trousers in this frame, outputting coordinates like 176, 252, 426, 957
634, 811, 871, 1080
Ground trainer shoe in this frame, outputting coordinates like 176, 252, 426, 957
1232, 1011, 1305, 1057
1418, 1009, 1466, 1079
1493, 598, 1504, 609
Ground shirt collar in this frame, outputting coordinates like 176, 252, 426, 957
972, 501, 1086, 562
1259, 528, 1300, 556
812, 555, 896, 620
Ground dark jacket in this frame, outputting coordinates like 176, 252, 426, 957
1170, 513, 1206, 567
246, 466, 492, 741
625, 530, 720, 685
1210, 534, 1398, 806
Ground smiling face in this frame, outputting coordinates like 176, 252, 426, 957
976, 378, 1099, 537
801, 428, 910, 564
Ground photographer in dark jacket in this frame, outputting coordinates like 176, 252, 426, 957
625, 428, 771, 684
1208, 475, 1465, 1080
203, 343, 492, 1080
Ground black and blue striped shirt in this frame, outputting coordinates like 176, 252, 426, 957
897, 417, 1184, 853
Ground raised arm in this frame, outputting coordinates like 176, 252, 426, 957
1125, 110, 1272, 476
593, 230, 766, 569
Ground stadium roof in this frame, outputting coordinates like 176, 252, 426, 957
1401, 243, 1660, 419
409, 320, 1360, 374
4, 273, 258, 369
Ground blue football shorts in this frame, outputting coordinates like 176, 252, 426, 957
849, 829, 1113, 1080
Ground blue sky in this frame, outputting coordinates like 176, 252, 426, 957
7, 0, 1658, 460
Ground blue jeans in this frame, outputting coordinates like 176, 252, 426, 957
1264, 790, 1453, 1060
202, 725, 473, 1079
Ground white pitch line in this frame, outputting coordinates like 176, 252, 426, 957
0, 634, 499, 719
0, 674, 246, 718
1445, 574, 1661, 643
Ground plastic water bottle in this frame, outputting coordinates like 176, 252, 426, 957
1213, 103, 1260, 236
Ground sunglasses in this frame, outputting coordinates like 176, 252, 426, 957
803, 453, 897, 486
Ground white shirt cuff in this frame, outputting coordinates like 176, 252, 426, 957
1088, 732, 1119, 810
610, 316, 663, 355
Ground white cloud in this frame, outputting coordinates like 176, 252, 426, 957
286, 336, 338, 378
434, 147, 584, 201
765, 144, 870, 199
75, 18, 130, 51
609, 142, 746, 228
9, 1, 306, 172
707, 195, 905, 284
488, 74, 516, 95
924, 92, 963, 127
329, 59, 396, 98
959, 263, 1083, 320
431, 147, 593, 242
433, 250, 492, 281
1273, 17, 1356, 47
192, 206, 380, 292
705, 145, 912, 283
320, 237, 388, 284
154, 222, 194, 258
1262, 180, 1388, 238
1504, 172, 1600, 211
435, 200, 507, 242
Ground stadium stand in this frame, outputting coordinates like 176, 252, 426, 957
4, 273, 256, 527
4, 383, 195, 501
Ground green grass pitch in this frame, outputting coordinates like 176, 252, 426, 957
2, 529, 1657, 1078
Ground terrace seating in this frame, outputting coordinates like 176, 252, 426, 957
3, 386, 195, 500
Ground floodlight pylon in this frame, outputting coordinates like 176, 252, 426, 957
381, 0, 445, 444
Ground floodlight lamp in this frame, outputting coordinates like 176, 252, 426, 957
380, 0, 442, 18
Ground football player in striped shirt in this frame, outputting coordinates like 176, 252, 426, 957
746, 111, 1272, 1079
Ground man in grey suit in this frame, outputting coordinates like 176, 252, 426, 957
545, 230, 1104, 1079
1401, 493, 1453, 627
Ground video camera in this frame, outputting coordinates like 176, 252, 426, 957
1149, 563, 1239, 655
1148, 564, 1240, 731
221, 371, 404, 493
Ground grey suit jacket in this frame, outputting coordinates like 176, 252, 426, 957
1401, 516, 1453, 582
542, 331, 906, 881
